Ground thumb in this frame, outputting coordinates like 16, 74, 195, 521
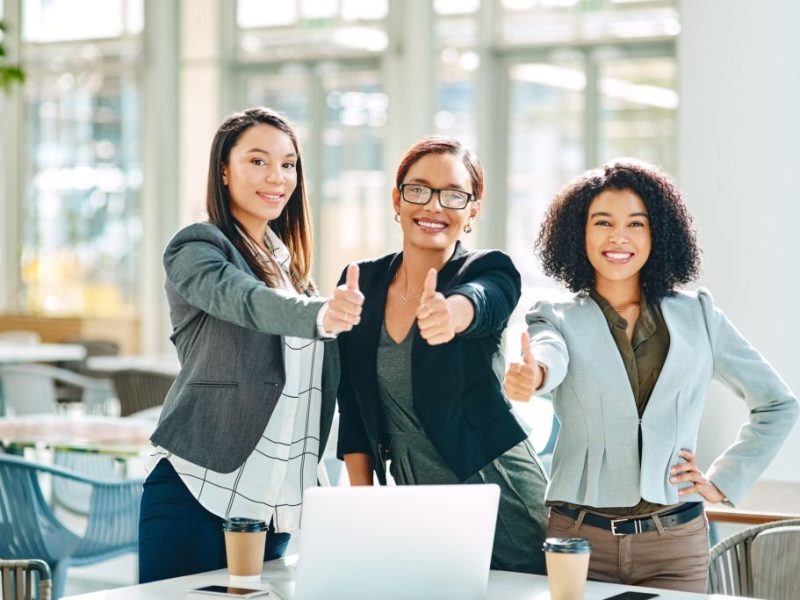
346, 263, 359, 291
520, 331, 534, 365
422, 268, 437, 301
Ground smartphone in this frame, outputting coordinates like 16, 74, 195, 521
188, 584, 271, 598
602, 593, 660, 600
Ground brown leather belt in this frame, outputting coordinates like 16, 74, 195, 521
552, 502, 704, 536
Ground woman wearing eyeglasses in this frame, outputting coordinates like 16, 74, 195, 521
335, 136, 548, 575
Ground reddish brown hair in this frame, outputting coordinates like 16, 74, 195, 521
395, 136, 484, 200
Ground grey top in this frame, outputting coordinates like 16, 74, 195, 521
377, 322, 459, 484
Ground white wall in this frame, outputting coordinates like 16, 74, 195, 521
678, 0, 800, 482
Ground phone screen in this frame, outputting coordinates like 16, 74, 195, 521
602, 593, 660, 600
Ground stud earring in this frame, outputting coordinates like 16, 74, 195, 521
394, 213, 401, 223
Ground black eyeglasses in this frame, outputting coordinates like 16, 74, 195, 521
399, 183, 475, 210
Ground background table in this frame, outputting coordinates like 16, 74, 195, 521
61, 554, 751, 599
0, 342, 87, 364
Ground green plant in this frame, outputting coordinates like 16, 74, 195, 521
0, 20, 25, 93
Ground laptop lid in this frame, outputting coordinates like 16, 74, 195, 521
294, 484, 500, 600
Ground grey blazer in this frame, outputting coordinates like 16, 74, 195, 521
529, 288, 798, 507
151, 222, 340, 473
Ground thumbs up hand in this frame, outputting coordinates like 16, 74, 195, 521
324, 263, 364, 334
503, 331, 546, 401
416, 268, 457, 346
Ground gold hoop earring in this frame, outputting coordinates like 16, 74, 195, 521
463, 221, 473, 234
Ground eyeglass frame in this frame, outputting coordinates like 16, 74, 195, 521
398, 183, 476, 210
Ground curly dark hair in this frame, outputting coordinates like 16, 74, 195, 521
536, 158, 701, 302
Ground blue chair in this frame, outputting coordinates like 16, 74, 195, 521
0, 453, 143, 599
0, 559, 52, 599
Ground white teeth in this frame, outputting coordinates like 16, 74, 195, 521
416, 220, 446, 231
605, 252, 631, 259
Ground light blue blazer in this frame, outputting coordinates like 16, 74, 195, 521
528, 288, 798, 507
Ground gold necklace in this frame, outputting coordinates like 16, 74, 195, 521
397, 265, 424, 303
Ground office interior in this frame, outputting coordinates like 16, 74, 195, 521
0, 0, 798, 596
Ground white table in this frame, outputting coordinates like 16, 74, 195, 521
0, 342, 86, 364
62, 555, 747, 599
87, 353, 181, 377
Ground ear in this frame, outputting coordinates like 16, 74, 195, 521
221, 164, 228, 186
470, 200, 482, 220
392, 186, 402, 216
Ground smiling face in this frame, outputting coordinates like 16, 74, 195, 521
393, 152, 481, 254
585, 188, 652, 292
222, 123, 298, 237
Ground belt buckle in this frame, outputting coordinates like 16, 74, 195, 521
610, 517, 627, 536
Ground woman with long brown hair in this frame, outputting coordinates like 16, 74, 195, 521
139, 107, 363, 582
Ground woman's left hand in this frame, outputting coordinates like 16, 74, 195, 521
669, 449, 725, 503
416, 268, 473, 345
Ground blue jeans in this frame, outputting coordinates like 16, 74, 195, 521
139, 458, 290, 583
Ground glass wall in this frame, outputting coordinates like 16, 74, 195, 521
17, 0, 143, 317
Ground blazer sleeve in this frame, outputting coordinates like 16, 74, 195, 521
525, 300, 570, 396
164, 223, 327, 339
447, 251, 522, 339
699, 288, 799, 504
334, 265, 373, 459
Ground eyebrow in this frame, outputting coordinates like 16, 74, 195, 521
245, 147, 298, 158
589, 211, 649, 219
406, 177, 468, 191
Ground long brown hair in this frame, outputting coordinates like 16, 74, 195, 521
206, 107, 314, 292
395, 136, 485, 200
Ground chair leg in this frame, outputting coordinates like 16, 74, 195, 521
51, 561, 68, 600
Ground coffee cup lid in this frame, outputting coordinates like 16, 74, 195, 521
223, 517, 268, 533
542, 537, 591, 554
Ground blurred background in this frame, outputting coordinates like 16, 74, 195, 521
0, 2, 798, 591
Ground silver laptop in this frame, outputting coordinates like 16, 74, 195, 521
293, 484, 500, 600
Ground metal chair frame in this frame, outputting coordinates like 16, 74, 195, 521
0, 559, 52, 600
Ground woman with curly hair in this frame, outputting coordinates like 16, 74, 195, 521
503, 158, 798, 592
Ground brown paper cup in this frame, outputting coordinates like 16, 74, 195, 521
223, 518, 268, 581
543, 537, 591, 600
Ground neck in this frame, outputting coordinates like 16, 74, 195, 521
399, 242, 456, 290
594, 275, 641, 309
234, 213, 269, 252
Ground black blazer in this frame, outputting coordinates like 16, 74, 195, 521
336, 242, 528, 483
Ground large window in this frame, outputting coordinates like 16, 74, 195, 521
17, 0, 143, 317
234, 0, 389, 295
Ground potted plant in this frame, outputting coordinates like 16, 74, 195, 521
0, 20, 25, 92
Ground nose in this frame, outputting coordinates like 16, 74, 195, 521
608, 225, 629, 244
265, 165, 284, 183
424, 190, 445, 212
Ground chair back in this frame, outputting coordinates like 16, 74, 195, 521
750, 525, 800, 600
0, 453, 143, 599
110, 369, 174, 417
708, 518, 800, 598
0, 363, 115, 416
0, 364, 59, 415
0, 559, 52, 600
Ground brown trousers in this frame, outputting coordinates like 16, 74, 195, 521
547, 508, 710, 593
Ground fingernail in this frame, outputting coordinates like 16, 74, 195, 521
669, 477, 676, 482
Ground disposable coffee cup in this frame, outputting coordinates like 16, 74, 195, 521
542, 537, 591, 600
223, 517, 268, 583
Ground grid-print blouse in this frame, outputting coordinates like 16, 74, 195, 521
150, 227, 324, 532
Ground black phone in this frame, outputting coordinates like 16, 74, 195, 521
602, 593, 660, 600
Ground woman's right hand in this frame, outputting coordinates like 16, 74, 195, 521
324, 263, 364, 334
503, 331, 545, 401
